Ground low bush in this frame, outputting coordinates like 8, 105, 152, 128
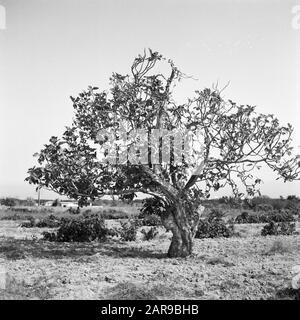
275, 287, 300, 300
9, 207, 54, 214
195, 219, 234, 239
21, 214, 60, 228
82, 208, 130, 219
207, 208, 226, 221
261, 221, 296, 236
10, 207, 34, 213
0, 213, 34, 221
119, 220, 138, 241
141, 227, 159, 241
82, 209, 92, 217
235, 211, 295, 224
20, 218, 35, 228
0, 197, 18, 207
67, 207, 80, 214
101, 208, 130, 219
139, 214, 162, 227
42, 214, 108, 242
42, 231, 57, 241
255, 204, 274, 212
139, 197, 166, 218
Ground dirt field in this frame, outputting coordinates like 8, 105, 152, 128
0, 217, 299, 300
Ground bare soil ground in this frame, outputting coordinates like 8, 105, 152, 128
0, 217, 299, 300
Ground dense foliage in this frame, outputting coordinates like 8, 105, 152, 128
261, 221, 296, 236
235, 211, 295, 224
195, 219, 234, 239
195, 211, 234, 239
141, 227, 159, 241
21, 214, 60, 228
119, 220, 138, 241
43, 215, 108, 242
138, 214, 162, 227
0, 197, 17, 207
139, 197, 167, 218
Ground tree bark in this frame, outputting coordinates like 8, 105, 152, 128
167, 219, 193, 257
162, 202, 204, 258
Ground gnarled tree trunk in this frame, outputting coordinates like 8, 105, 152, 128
162, 202, 204, 258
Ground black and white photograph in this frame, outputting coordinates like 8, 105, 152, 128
0, 0, 300, 305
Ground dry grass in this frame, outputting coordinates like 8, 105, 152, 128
0, 205, 140, 222
0, 273, 55, 300
265, 240, 292, 255
206, 257, 235, 267
103, 282, 159, 300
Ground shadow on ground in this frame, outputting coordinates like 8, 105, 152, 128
0, 238, 167, 260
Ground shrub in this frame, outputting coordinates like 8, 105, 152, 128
0, 197, 17, 207
275, 287, 300, 300
21, 214, 60, 228
287, 195, 299, 201
285, 203, 300, 216
235, 211, 250, 223
139, 197, 166, 218
24, 197, 36, 206
101, 208, 130, 219
42, 214, 108, 242
67, 207, 80, 214
82, 209, 92, 217
141, 227, 159, 241
0, 213, 34, 221
10, 207, 33, 213
218, 196, 242, 208
20, 218, 35, 228
138, 198, 168, 228
272, 211, 295, 222
42, 231, 57, 241
207, 208, 226, 222
235, 211, 295, 224
119, 220, 137, 241
137, 197, 163, 226
36, 215, 61, 228
9, 207, 53, 214
261, 221, 296, 236
52, 199, 60, 207
255, 203, 273, 212
195, 219, 234, 239
195, 208, 234, 239
272, 199, 288, 211
140, 214, 162, 226
106, 227, 121, 238
82, 208, 130, 219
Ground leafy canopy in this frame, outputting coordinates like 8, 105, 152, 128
26, 49, 300, 206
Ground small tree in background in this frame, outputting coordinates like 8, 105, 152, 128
25, 197, 36, 206
0, 197, 17, 207
26, 50, 300, 257
287, 195, 299, 201
52, 199, 61, 207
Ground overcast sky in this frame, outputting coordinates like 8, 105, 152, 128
0, 0, 300, 199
